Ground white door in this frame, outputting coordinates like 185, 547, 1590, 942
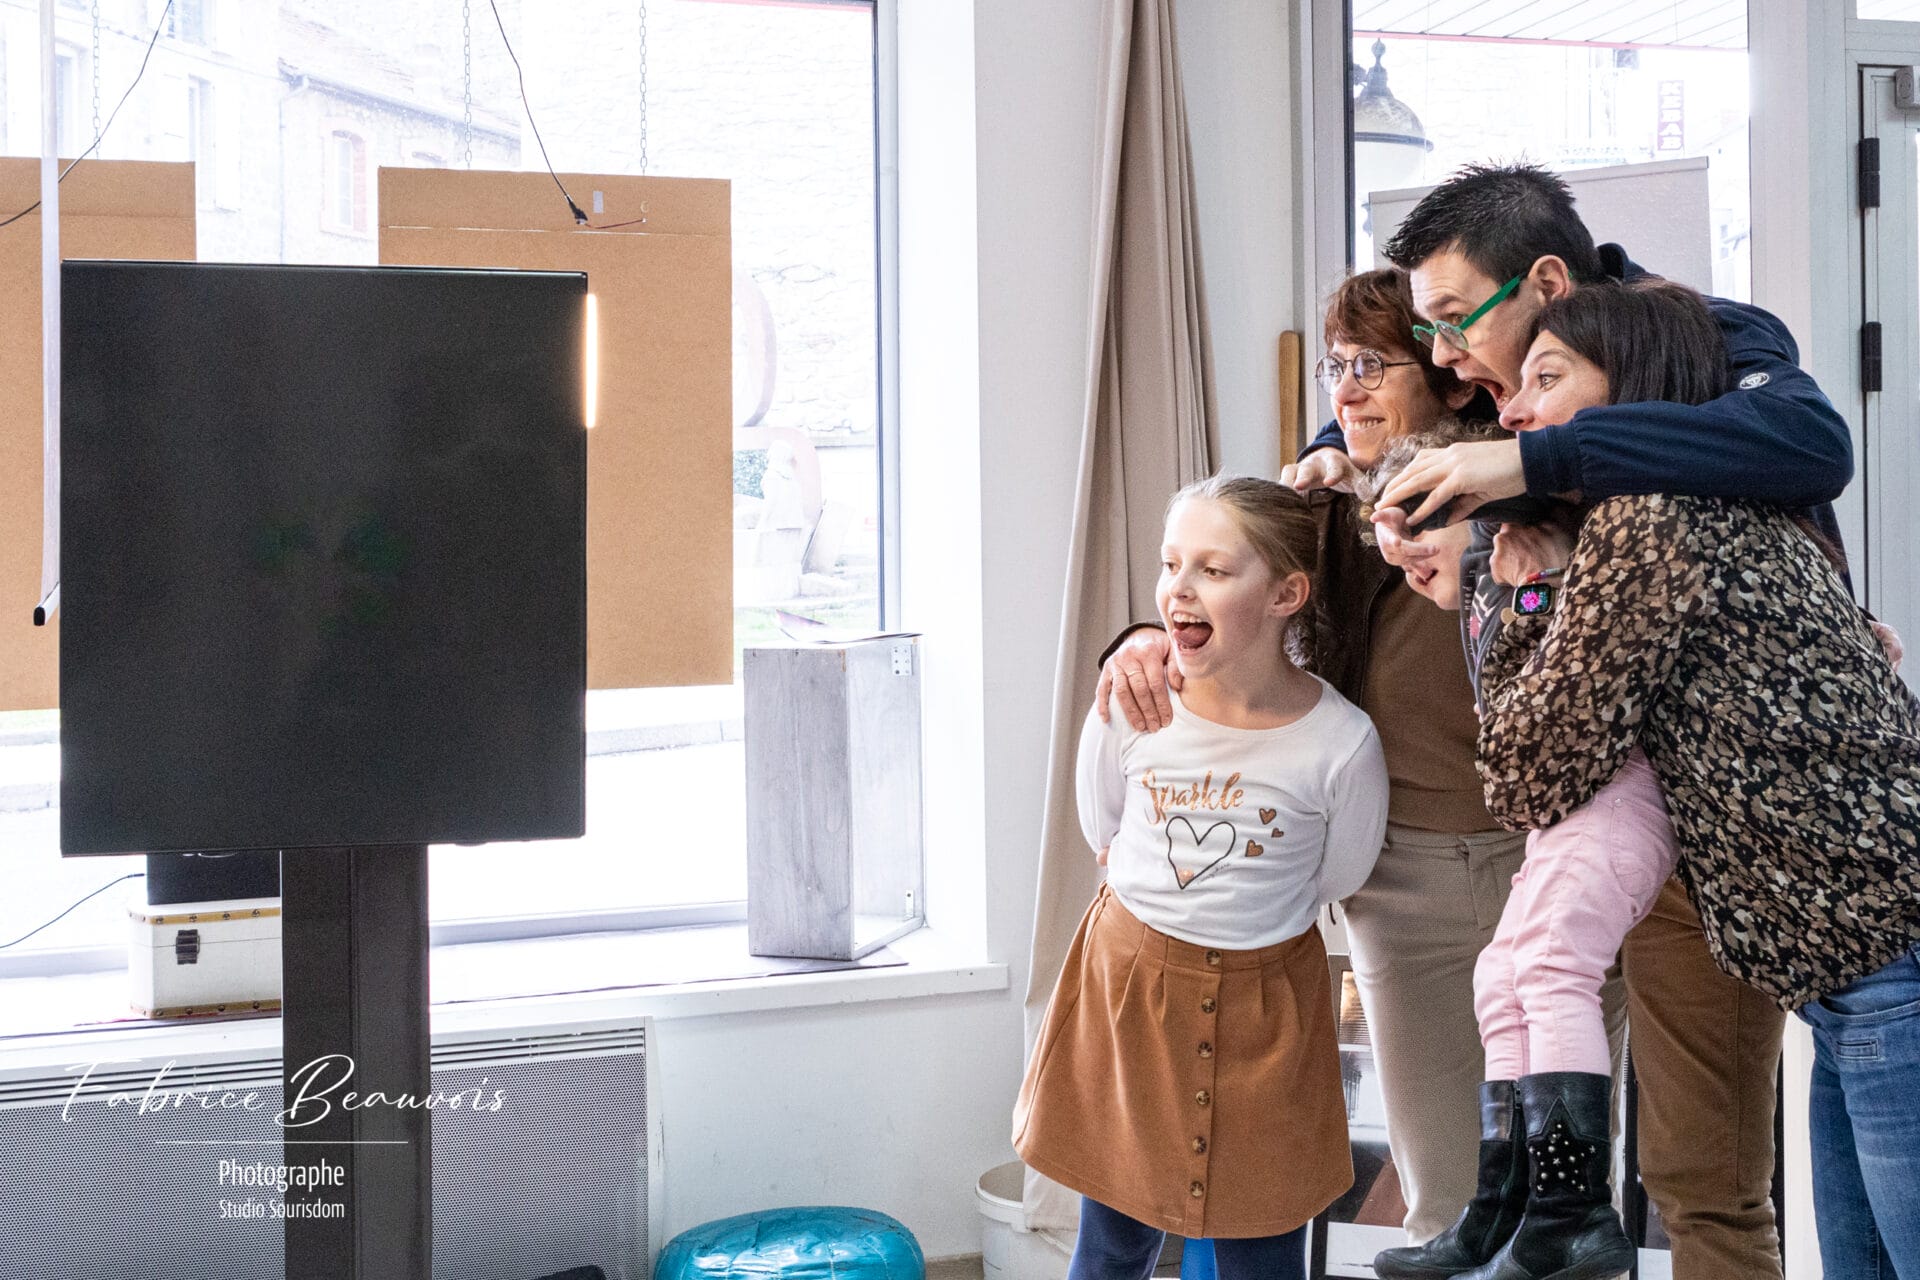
1861, 65, 1920, 649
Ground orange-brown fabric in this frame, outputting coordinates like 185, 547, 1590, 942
1013, 885, 1352, 1237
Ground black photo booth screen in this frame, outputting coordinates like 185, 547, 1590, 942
59, 261, 588, 856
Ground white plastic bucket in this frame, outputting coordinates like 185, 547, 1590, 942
976, 1163, 1072, 1280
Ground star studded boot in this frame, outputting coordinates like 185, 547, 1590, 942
1453, 1072, 1635, 1280
1371, 1080, 1527, 1280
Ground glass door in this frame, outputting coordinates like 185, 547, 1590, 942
1860, 65, 1920, 651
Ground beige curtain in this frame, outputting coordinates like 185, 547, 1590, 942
1021, 0, 1216, 1231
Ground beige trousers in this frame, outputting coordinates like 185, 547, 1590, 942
1343, 823, 1628, 1242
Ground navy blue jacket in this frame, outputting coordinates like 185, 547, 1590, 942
1304, 245, 1852, 555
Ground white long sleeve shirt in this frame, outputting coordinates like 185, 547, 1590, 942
1077, 678, 1389, 950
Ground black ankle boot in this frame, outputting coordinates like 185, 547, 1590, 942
1454, 1072, 1635, 1280
1371, 1080, 1526, 1280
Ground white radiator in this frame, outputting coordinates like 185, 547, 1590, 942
0, 1018, 662, 1280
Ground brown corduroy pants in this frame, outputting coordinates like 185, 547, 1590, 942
1623, 876, 1786, 1280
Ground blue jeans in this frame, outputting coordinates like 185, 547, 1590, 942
1068, 1200, 1304, 1280
1798, 942, 1920, 1279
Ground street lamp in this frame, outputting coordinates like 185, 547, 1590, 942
1352, 39, 1433, 265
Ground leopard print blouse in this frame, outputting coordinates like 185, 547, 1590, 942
1477, 493, 1920, 1010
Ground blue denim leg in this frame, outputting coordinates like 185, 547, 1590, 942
1210, 1226, 1307, 1280
1068, 1198, 1164, 1280
1798, 943, 1920, 1279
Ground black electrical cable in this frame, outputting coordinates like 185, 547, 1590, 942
0, 0, 175, 232
0, 872, 144, 950
486, 0, 591, 225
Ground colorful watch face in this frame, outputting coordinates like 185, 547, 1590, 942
1512, 583, 1555, 616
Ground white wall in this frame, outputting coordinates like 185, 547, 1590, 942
1178, 0, 1301, 477
644, 0, 1302, 1258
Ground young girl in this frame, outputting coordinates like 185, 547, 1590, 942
1360, 418, 1646, 1280
1014, 476, 1390, 1280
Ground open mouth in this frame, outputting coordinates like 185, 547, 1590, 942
1406, 564, 1439, 593
1471, 377, 1511, 408
1170, 617, 1214, 652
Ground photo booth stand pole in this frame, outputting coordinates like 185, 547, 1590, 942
280, 846, 432, 1280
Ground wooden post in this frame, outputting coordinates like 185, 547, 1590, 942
1278, 330, 1304, 465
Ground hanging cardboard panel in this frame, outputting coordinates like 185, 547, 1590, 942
379, 168, 732, 690
0, 159, 196, 712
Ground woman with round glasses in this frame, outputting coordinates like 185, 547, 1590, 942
1099, 269, 1617, 1263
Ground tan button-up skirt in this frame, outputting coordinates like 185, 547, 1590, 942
1013, 884, 1352, 1238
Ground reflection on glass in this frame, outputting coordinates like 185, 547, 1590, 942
1858, 0, 1920, 19
0, 2, 883, 937
1345, 13, 1753, 301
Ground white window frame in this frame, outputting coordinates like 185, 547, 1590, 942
320, 123, 370, 236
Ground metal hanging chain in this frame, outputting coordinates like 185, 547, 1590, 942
90, 0, 103, 145
462, 0, 475, 167
637, 0, 649, 174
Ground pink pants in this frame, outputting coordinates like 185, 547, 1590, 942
1475, 749, 1680, 1079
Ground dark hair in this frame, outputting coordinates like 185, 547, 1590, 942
1534, 279, 1730, 408
1166, 475, 1318, 656
1533, 279, 1847, 572
1323, 268, 1463, 408
1383, 161, 1604, 287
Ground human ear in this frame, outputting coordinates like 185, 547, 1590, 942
1530, 255, 1575, 302
1270, 570, 1312, 618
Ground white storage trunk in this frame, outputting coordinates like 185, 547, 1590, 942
128, 897, 282, 1018
743, 634, 925, 960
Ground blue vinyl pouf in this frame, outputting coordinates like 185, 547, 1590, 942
654, 1207, 925, 1280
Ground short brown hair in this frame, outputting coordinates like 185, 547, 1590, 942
1323, 268, 1470, 409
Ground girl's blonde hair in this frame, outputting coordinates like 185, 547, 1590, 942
1166, 475, 1318, 656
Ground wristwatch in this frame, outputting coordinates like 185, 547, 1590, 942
1500, 583, 1555, 626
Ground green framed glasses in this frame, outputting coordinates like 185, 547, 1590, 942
1411, 273, 1524, 352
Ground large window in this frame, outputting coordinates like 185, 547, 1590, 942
1345, 3, 1752, 302
0, 0, 885, 962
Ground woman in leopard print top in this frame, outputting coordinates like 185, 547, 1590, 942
1474, 281, 1920, 1277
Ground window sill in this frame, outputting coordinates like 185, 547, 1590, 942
0, 922, 1007, 1066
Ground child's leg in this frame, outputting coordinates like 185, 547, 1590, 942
1472, 879, 1529, 1081
1511, 749, 1678, 1074
1067, 1198, 1165, 1280
1209, 1224, 1307, 1280
1176, 1237, 1214, 1280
